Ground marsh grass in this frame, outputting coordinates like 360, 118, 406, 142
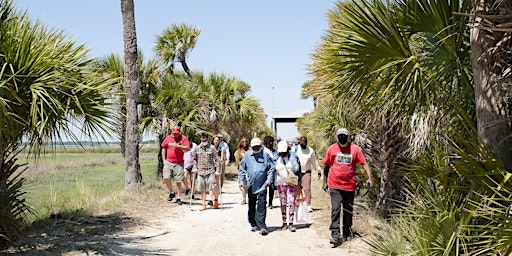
22, 146, 161, 225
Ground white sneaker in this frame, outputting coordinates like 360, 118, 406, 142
307, 206, 313, 212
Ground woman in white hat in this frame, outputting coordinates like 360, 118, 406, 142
274, 140, 302, 232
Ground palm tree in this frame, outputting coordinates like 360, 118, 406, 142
304, 0, 472, 215
154, 23, 201, 77
121, 0, 143, 191
93, 52, 160, 157
0, 0, 117, 244
469, 0, 512, 171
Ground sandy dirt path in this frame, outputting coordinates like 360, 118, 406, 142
114, 180, 371, 256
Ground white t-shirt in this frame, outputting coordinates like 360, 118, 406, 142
275, 156, 292, 186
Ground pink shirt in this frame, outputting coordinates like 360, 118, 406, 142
322, 143, 366, 191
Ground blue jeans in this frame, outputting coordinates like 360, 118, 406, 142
247, 185, 268, 229
329, 188, 355, 239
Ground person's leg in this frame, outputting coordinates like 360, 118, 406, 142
213, 175, 220, 209
197, 174, 207, 210
341, 190, 355, 240
255, 189, 268, 230
268, 183, 275, 208
276, 185, 287, 229
247, 186, 257, 228
287, 185, 297, 230
173, 164, 185, 204
220, 163, 226, 188
329, 189, 343, 240
183, 169, 190, 191
163, 161, 175, 201
302, 172, 312, 206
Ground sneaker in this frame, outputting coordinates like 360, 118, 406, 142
280, 223, 288, 231
240, 200, 247, 205
200, 205, 207, 211
207, 200, 213, 206
259, 228, 269, 236
343, 235, 353, 242
307, 206, 313, 212
330, 237, 342, 247
251, 226, 259, 232
268, 204, 273, 209
185, 189, 190, 196
288, 224, 297, 232
175, 198, 183, 205
214, 200, 219, 209
167, 192, 176, 201
191, 195, 196, 200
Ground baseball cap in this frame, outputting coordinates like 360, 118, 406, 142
171, 127, 181, 134
336, 128, 349, 136
277, 141, 288, 153
250, 138, 262, 147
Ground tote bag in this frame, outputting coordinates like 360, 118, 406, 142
295, 190, 308, 223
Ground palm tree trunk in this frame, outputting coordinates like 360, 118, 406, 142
470, 0, 512, 171
121, 0, 143, 191
371, 115, 405, 217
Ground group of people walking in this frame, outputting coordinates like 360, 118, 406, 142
161, 127, 229, 210
160, 126, 374, 247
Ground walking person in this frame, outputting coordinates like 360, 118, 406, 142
161, 126, 191, 205
216, 133, 230, 188
275, 141, 302, 232
262, 135, 277, 208
238, 137, 275, 236
183, 141, 197, 199
293, 136, 322, 212
208, 135, 225, 206
192, 132, 221, 210
322, 128, 374, 246
234, 136, 249, 204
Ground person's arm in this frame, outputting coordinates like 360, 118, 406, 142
161, 148, 167, 162
322, 165, 330, 191
265, 154, 275, 187
311, 151, 322, 179
363, 164, 374, 188
225, 145, 230, 165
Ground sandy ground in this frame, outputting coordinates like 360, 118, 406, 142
110, 181, 371, 256
2, 180, 372, 256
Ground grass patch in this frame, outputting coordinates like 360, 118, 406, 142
21, 148, 161, 224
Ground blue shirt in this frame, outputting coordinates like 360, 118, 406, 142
238, 149, 275, 194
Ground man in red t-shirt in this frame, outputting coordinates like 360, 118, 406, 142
161, 126, 191, 205
322, 128, 374, 247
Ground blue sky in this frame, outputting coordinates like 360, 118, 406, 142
16, 0, 336, 140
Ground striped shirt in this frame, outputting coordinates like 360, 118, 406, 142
192, 143, 220, 175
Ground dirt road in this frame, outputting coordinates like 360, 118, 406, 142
113, 180, 371, 256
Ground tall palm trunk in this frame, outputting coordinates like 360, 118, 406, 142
470, 0, 512, 172
370, 114, 406, 217
121, 0, 143, 191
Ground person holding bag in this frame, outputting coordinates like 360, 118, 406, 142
274, 140, 302, 232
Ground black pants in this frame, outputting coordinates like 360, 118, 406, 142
329, 188, 355, 239
268, 183, 275, 206
247, 186, 268, 229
